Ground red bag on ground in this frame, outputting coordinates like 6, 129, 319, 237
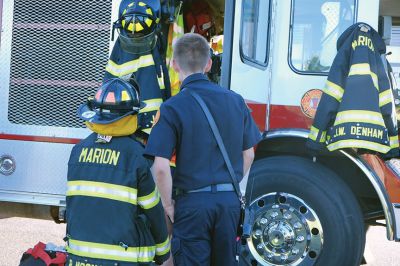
19, 242, 66, 266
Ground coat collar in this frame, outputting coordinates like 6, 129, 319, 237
181, 73, 209, 89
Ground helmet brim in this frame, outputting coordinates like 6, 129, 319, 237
77, 103, 139, 125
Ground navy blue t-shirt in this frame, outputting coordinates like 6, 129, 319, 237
144, 73, 261, 190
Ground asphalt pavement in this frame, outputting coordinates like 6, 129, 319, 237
0, 217, 398, 265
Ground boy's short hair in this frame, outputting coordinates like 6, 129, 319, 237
173, 33, 210, 73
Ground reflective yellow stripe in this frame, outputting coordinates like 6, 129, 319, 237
334, 110, 385, 127
139, 98, 163, 113
324, 81, 344, 101
105, 54, 154, 77
327, 139, 390, 153
320, 131, 327, 143
379, 89, 393, 107
348, 63, 379, 91
67, 181, 137, 205
390, 136, 399, 148
308, 126, 319, 141
142, 128, 152, 134
158, 75, 165, 90
138, 188, 160, 209
155, 237, 171, 256
67, 238, 155, 262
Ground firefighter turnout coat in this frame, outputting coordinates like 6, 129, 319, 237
66, 133, 170, 264
307, 23, 399, 155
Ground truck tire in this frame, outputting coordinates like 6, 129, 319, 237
239, 156, 365, 266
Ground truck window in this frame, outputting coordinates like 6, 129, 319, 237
240, 0, 270, 68
289, 0, 356, 73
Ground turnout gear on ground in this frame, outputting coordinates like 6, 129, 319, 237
307, 23, 399, 157
68, 79, 170, 265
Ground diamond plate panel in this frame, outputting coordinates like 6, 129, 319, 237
8, 1, 112, 128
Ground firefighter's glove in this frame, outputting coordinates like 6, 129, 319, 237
305, 139, 325, 158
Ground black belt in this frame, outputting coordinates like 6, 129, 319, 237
174, 183, 235, 196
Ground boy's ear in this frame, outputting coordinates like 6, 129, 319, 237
204, 58, 212, 73
172, 59, 180, 73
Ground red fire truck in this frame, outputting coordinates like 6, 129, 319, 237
0, 0, 399, 265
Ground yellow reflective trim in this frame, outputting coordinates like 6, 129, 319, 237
105, 55, 154, 77
121, 90, 131, 101
141, 128, 152, 134
379, 89, 393, 107
135, 22, 144, 32
320, 131, 327, 143
67, 238, 155, 262
308, 126, 319, 141
145, 18, 153, 27
327, 139, 390, 153
139, 2, 146, 6
390, 136, 399, 148
138, 188, 160, 209
67, 181, 137, 205
156, 237, 171, 256
324, 81, 344, 101
158, 76, 165, 90
348, 63, 379, 91
334, 110, 385, 127
140, 98, 163, 113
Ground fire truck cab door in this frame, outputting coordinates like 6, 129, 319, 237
229, 0, 272, 132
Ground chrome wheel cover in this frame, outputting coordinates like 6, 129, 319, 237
246, 192, 323, 265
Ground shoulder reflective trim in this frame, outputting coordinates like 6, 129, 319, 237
324, 81, 344, 101
327, 139, 390, 153
334, 110, 385, 127
138, 188, 160, 209
67, 238, 155, 262
67, 181, 137, 205
379, 89, 393, 107
390, 136, 399, 148
308, 126, 319, 141
140, 98, 163, 113
348, 63, 379, 91
105, 54, 154, 77
155, 237, 171, 256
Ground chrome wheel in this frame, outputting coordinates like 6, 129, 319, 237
246, 192, 323, 265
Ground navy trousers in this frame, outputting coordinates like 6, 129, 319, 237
172, 191, 240, 266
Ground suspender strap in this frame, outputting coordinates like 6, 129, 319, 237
188, 90, 245, 205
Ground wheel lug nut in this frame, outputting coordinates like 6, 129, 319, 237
270, 212, 279, 218
266, 253, 273, 259
294, 222, 302, 229
260, 218, 268, 224
257, 243, 264, 250
283, 213, 292, 219
281, 254, 288, 261
292, 248, 299, 255
254, 229, 262, 236
296, 235, 305, 242
272, 204, 279, 209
